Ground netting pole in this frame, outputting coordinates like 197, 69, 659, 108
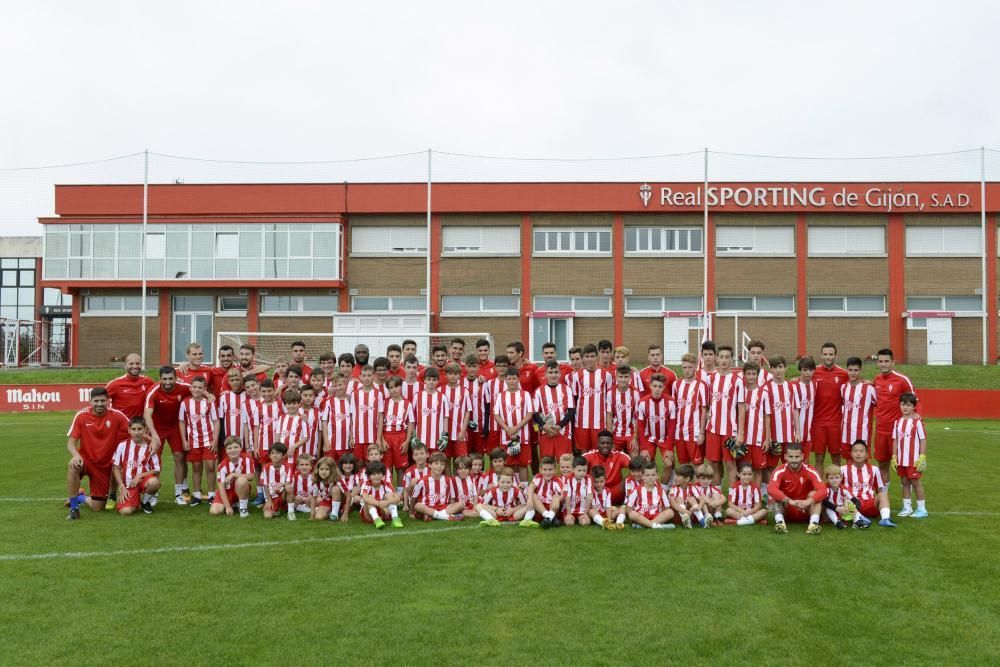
140, 148, 149, 366
703, 147, 710, 334
426, 148, 432, 332
981, 146, 988, 365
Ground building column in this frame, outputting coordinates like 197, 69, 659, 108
887, 213, 906, 361
987, 216, 998, 364
247, 288, 260, 337
520, 214, 533, 344
70, 291, 80, 366
339, 219, 351, 314
796, 214, 808, 357
705, 213, 716, 339
158, 289, 170, 366
430, 214, 442, 332
613, 214, 624, 346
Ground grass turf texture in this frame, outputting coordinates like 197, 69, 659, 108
2, 412, 999, 665
3, 363, 1000, 388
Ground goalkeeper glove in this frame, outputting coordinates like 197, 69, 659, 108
916, 454, 927, 472
890, 456, 897, 472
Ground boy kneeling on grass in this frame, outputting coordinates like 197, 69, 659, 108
360, 461, 403, 529
210, 436, 255, 518
112, 417, 161, 516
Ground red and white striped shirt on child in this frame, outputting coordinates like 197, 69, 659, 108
481, 485, 526, 511
591, 487, 613, 515
412, 391, 449, 450
483, 377, 505, 432
533, 383, 575, 437
322, 396, 354, 454
493, 388, 534, 446
475, 471, 497, 494
767, 380, 799, 443
381, 397, 414, 433
564, 475, 593, 515
260, 461, 292, 499
413, 475, 453, 508
668, 484, 698, 504
672, 377, 706, 441
337, 472, 361, 496
627, 485, 669, 516
217, 390, 249, 445
112, 439, 160, 486
449, 475, 478, 509
352, 388, 382, 445
744, 386, 771, 447
636, 395, 675, 447
403, 464, 429, 489
792, 379, 816, 443
440, 384, 471, 440
827, 484, 854, 508
216, 452, 255, 490
624, 476, 641, 500
179, 397, 218, 449
728, 483, 761, 511
465, 378, 487, 433
400, 380, 423, 404
705, 372, 745, 437
249, 400, 285, 454
606, 387, 641, 439
298, 407, 323, 459
570, 369, 613, 430
531, 474, 565, 507
310, 478, 334, 502
841, 382, 877, 444
275, 413, 309, 460
892, 416, 926, 467
360, 479, 395, 502
840, 463, 885, 500
290, 470, 312, 500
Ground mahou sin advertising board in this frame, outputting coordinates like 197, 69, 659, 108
0, 384, 103, 413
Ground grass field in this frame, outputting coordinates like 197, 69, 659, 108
2, 412, 998, 665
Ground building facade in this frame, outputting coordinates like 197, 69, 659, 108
36, 182, 1000, 366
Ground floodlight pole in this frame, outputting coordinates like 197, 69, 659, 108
141, 149, 148, 366
703, 147, 710, 339
426, 148, 432, 353
981, 146, 988, 365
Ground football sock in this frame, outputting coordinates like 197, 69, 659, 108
692, 509, 705, 521
902, 498, 913, 510
916, 500, 926, 511
825, 508, 839, 523
774, 512, 785, 524
432, 510, 449, 520
593, 515, 605, 526
193, 492, 202, 500
542, 510, 555, 520
332, 501, 342, 516
809, 513, 820, 524
368, 507, 380, 520
69, 495, 82, 511
182, 484, 190, 494
208, 492, 215, 500
479, 509, 494, 522
524, 509, 536, 521
880, 507, 891, 520
175, 484, 183, 496
238, 499, 248, 511
615, 513, 626, 524
389, 504, 399, 518
141, 493, 153, 504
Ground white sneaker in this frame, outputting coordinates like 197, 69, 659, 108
174, 495, 187, 506
898, 507, 913, 517
329, 513, 339, 521
287, 511, 297, 521
737, 516, 755, 526
296, 503, 310, 513
239, 508, 250, 518
150, 495, 159, 507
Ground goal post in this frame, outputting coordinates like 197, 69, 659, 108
215, 331, 494, 366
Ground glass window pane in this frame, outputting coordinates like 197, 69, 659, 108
69, 232, 91, 257
117, 230, 141, 257
910, 317, 927, 328
191, 231, 214, 258
1, 259, 17, 269
393, 296, 426, 311
1, 271, 15, 287
597, 231, 610, 252
17, 287, 33, 304
301, 296, 337, 312
559, 232, 570, 250
945, 295, 982, 311
535, 296, 573, 312
717, 297, 754, 311
756, 296, 794, 311
218, 297, 248, 312
17, 306, 33, 320
289, 232, 311, 256
442, 296, 480, 312
482, 296, 518, 311
92, 231, 115, 257
691, 229, 703, 252
45, 231, 68, 258
625, 228, 637, 252
574, 296, 611, 311
216, 233, 239, 259
1, 287, 16, 305
809, 297, 844, 311
534, 231, 546, 252
573, 232, 584, 251
906, 297, 943, 311
353, 297, 389, 311
214, 260, 237, 279
663, 296, 703, 311
146, 233, 166, 259
313, 259, 338, 279
625, 297, 662, 312
240, 259, 262, 280
92, 258, 115, 279
677, 231, 688, 251
846, 296, 885, 312
18, 269, 34, 287
239, 229, 262, 258
287, 260, 311, 279
314, 231, 339, 258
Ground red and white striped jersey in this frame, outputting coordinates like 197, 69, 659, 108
298, 407, 323, 459
179, 397, 218, 449
275, 413, 309, 459
381, 397, 414, 433
892, 416, 926, 466
260, 461, 292, 499
705, 372, 746, 436
625, 369, 645, 395
493, 388, 534, 446
440, 384, 471, 439
351, 388, 382, 445
112, 439, 160, 486
337, 472, 361, 496
483, 377, 506, 430
827, 484, 854, 508
606, 387, 641, 439
792, 379, 816, 443
411, 391, 449, 450
767, 380, 799, 443
624, 476, 641, 499
290, 471, 313, 499
400, 380, 423, 404
531, 474, 565, 506
672, 378, 707, 441
216, 452, 255, 489
532, 383, 575, 437
728, 483, 761, 511
564, 475, 594, 514
627, 485, 669, 515
413, 474, 454, 507
449, 475, 478, 508
668, 484, 698, 504
481, 484, 527, 511
754, 367, 774, 387
840, 463, 885, 500
636, 395, 675, 446
464, 377, 487, 432
841, 382, 877, 444
249, 399, 285, 454
403, 464, 430, 489
360, 479, 395, 502
217, 390, 249, 445
310, 478, 334, 501
591, 487, 614, 515
570, 369, 614, 430
322, 396, 355, 453
744, 386, 771, 447
696, 483, 722, 499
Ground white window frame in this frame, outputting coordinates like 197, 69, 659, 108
440, 295, 520, 317
807, 296, 886, 317
351, 295, 427, 313
533, 295, 612, 317
716, 295, 795, 316
807, 226, 886, 257
624, 295, 704, 317
715, 226, 795, 257
533, 228, 612, 257
217, 295, 249, 316
625, 227, 703, 256
905, 226, 982, 257
260, 294, 338, 316
215, 232, 239, 260
82, 295, 158, 317
906, 295, 984, 329
441, 226, 520, 256
145, 232, 166, 259
351, 226, 427, 257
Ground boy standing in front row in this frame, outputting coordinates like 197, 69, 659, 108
892, 393, 928, 518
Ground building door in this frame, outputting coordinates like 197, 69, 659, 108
333, 314, 428, 361
172, 296, 214, 364
663, 317, 690, 364
530, 316, 573, 361
926, 317, 952, 365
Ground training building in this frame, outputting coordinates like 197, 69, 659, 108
30, 181, 1000, 366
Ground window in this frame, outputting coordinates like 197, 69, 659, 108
906, 226, 982, 256
216, 233, 239, 259
808, 226, 885, 256
441, 295, 519, 314
442, 227, 520, 255
145, 233, 166, 259
533, 228, 611, 255
625, 227, 703, 255
0, 261, 37, 321
905, 295, 983, 328
351, 296, 427, 312
717, 296, 794, 313
716, 226, 795, 255
218, 296, 248, 312
260, 294, 338, 314
83, 295, 158, 316
534, 296, 611, 314
808, 296, 886, 315
625, 295, 704, 313
351, 226, 426, 256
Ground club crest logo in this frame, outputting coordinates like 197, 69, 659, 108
639, 183, 652, 208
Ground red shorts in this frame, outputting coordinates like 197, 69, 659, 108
674, 440, 704, 465
361, 505, 391, 523
858, 497, 879, 517
329, 449, 352, 465
799, 440, 812, 459
467, 431, 488, 455
161, 431, 185, 454
117, 477, 156, 511
705, 433, 725, 462
873, 432, 893, 463
486, 429, 501, 453
765, 452, 781, 469
810, 425, 841, 456
81, 459, 112, 499
383, 431, 409, 469
631, 508, 664, 521
446, 438, 468, 459
749, 446, 768, 470
186, 447, 215, 463
781, 504, 812, 523
538, 433, 573, 460
614, 435, 634, 453
897, 465, 922, 480
722, 442, 743, 463
505, 441, 532, 467
315, 497, 332, 509
354, 442, 376, 463
573, 428, 601, 453
265, 497, 287, 513
211, 487, 240, 507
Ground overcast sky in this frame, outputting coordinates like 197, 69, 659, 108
2, 1, 999, 234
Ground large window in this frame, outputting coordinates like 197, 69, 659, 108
534, 295, 611, 315
351, 226, 426, 256
43, 223, 342, 281
808, 226, 885, 256
625, 295, 703, 314
533, 228, 611, 255
442, 227, 519, 255
83, 295, 158, 316
717, 295, 795, 313
808, 296, 886, 315
906, 226, 982, 257
906, 295, 983, 328
260, 294, 338, 314
716, 226, 795, 256
0, 258, 36, 321
625, 227, 703, 255
441, 295, 520, 315
351, 296, 427, 312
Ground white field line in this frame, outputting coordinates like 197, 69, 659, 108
0, 525, 467, 562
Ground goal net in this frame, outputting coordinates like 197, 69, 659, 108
216, 331, 494, 367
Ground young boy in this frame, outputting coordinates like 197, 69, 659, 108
636, 373, 676, 486
532, 360, 575, 462
562, 456, 593, 526
792, 356, 816, 459
839, 356, 877, 466
606, 364, 641, 455
694, 463, 726, 524
475, 466, 530, 526
568, 346, 584, 373
746, 339, 772, 386
668, 463, 702, 528
352, 365, 382, 462
360, 461, 404, 529
483, 354, 511, 453
822, 465, 854, 529
558, 452, 575, 481
321, 373, 355, 461
493, 367, 535, 480
372, 357, 392, 397
475, 448, 508, 494
765, 356, 800, 475
211, 436, 255, 518
400, 355, 424, 403
450, 456, 479, 518
288, 453, 315, 516
587, 465, 625, 529
217, 369, 250, 452
112, 417, 161, 515
260, 443, 294, 520
378, 375, 415, 490
570, 344, 614, 453
403, 442, 430, 514
892, 393, 928, 518
412, 452, 464, 521
740, 362, 771, 488
842, 439, 896, 527
626, 461, 675, 529
179, 376, 220, 506
297, 385, 323, 460
624, 455, 645, 501
464, 354, 488, 455
726, 464, 767, 526
704, 345, 746, 485
525, 456, 564, 528
276, 390, 309, 462
249, 378, 284, 481
672, 353, 707, 468
441, 362, 472, 462
412, 368, 449, 455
